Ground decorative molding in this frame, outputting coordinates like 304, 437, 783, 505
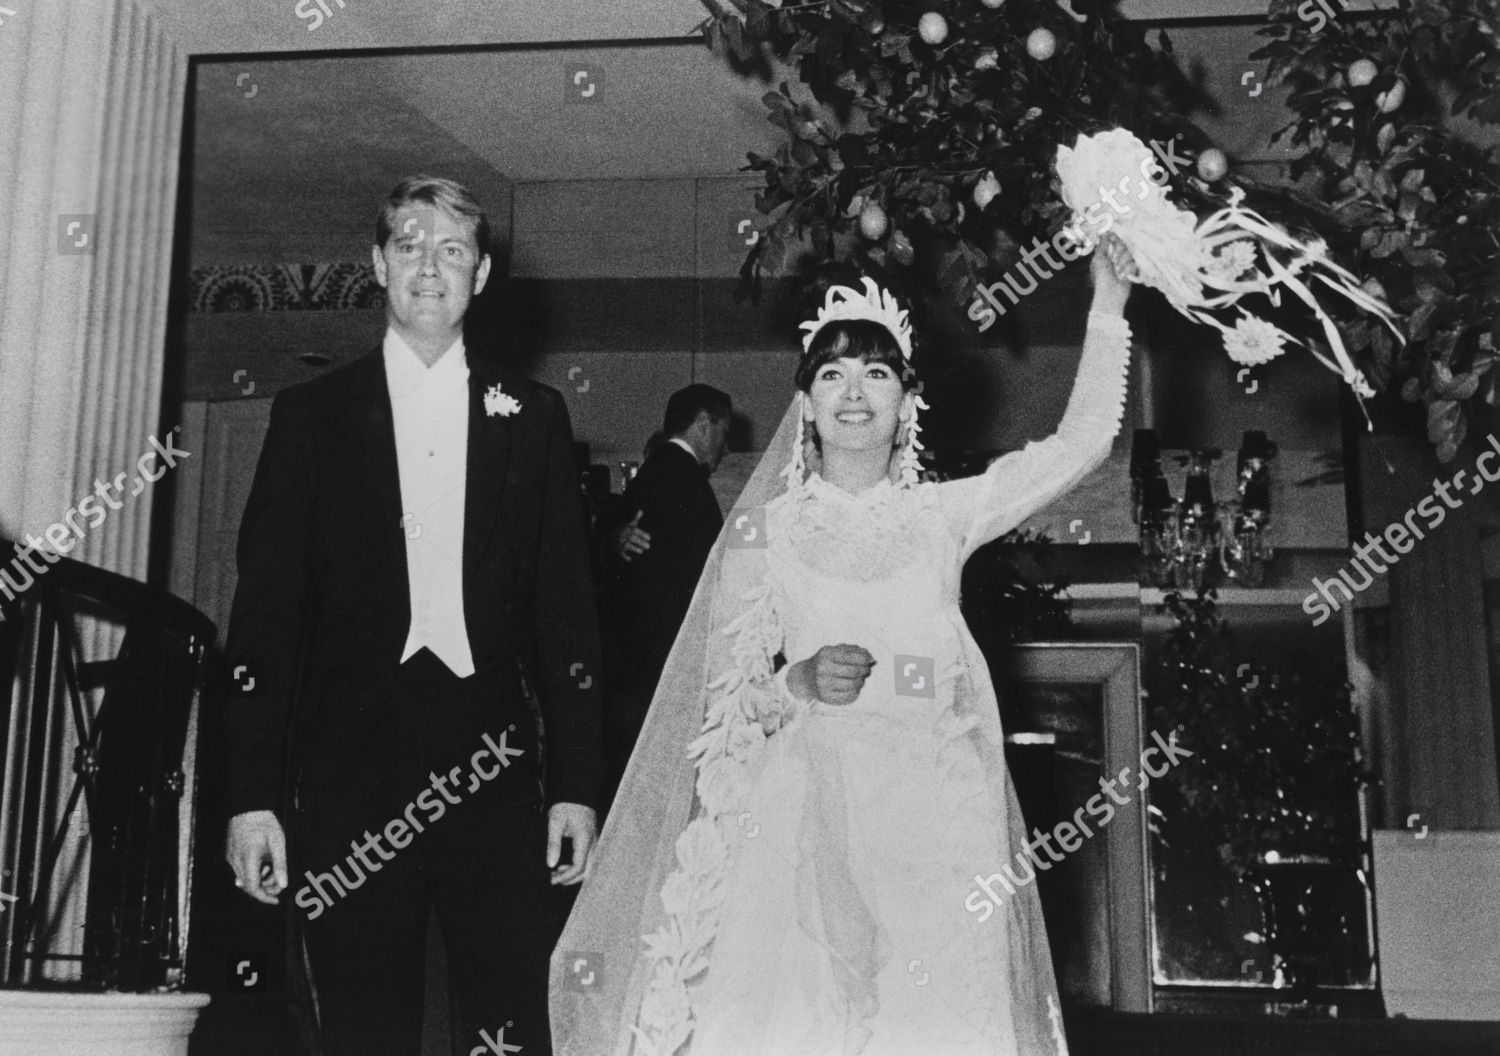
188, 262, 382, 312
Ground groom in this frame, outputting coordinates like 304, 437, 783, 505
222, 176, 602, 1056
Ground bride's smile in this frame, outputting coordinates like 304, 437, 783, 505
806, 357, 910, 453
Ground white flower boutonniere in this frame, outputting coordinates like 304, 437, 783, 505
484, 383, 521, 418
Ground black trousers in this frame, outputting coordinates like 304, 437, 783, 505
291, 648, 558, 1056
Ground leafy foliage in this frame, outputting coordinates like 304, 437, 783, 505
696, 0, 1218, 309
702, 0, 1500, 460
1254, 0, 1500, 461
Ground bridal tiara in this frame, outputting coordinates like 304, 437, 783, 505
798, 276, 914, 360
788, 276, 928, 490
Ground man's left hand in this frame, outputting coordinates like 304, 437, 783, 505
547, 802, 598, 885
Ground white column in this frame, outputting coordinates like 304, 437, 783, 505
0, 0, 186, 581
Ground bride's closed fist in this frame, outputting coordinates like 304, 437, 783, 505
791, 644, 876, 705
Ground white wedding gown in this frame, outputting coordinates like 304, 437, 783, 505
627, 309, 1128, 1050
615, 310, 1134, 1056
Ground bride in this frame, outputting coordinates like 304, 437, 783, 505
552, 237, 1136, 1056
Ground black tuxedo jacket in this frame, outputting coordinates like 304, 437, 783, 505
221, 348, 603, 817
613, 442, 723, 689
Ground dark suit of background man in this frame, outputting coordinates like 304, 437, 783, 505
221, 176, 603, 1056
600, 385, 729, 808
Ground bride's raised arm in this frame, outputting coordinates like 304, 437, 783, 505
938, 241, 1135, 562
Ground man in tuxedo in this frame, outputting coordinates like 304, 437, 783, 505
222, 176, 602, 1056
600, 385, 729, 806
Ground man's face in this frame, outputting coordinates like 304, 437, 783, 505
372, 203, 491, 341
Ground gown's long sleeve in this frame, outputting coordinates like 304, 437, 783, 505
939, 309, 1133, 561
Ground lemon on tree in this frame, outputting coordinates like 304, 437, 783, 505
918, 12, 948, 45
1027, 27, 1057, 61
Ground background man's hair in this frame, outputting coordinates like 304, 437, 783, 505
663, 384, 732, 438
375, 175, 491, 252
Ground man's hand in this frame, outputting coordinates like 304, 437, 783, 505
788, 644, 876, 706
547, 802, 598, 886
612, 510, 651, 562
225, 810, 289, 905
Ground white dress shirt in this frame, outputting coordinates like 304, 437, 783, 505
384, 329, 475, 677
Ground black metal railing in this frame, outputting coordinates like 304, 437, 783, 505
0, 544, 213, 991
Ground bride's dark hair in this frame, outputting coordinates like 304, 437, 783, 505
795, 320, 916, 392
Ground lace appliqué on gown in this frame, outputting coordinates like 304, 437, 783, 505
631, 573, 791, 1056
787, 476, 931, 583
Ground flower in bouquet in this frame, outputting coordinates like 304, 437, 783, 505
1054, 128, 1400, 411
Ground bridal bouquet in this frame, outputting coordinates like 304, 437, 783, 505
1054, 128, 1403, 407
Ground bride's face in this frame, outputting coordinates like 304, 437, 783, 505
805, 356, 912, 454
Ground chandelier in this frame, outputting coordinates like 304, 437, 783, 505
1130, 429, 1277, 589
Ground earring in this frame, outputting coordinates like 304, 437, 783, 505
896, 398, 927, 487
785, 394, 812, 488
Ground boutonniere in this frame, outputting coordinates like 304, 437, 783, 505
484, 383, 522, 418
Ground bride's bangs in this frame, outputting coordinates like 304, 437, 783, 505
796, 320, 906, 391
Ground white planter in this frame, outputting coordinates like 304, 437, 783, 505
0, 990, 211, 1056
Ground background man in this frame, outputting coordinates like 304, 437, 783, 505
599, 384, 730, 808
